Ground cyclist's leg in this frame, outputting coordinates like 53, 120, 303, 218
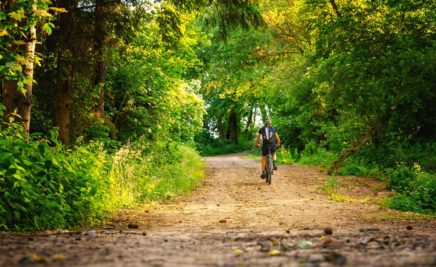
271, 144, 278, 170
261, 145, 267, 178
262, 156, 266, 171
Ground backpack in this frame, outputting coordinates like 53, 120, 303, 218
261, 126, 275, 143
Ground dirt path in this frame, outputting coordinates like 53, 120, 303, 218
1, 154, 435, 266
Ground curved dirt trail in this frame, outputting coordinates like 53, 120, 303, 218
1, 154, 435, 267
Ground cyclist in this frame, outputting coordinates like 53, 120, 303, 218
255, 120, 281, 179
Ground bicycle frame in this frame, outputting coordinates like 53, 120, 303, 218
265, 146, 273, 184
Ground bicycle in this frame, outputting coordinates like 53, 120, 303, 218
265, 146, 273, 185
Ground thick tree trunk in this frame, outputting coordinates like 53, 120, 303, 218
50, 0, 76, 144
228, 109, 238, 144
93, 0, 107, 118
92, 0, 117, 138
54, 64, 73, 144
2, 16, 36, 134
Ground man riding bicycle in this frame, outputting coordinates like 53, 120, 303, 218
255, 120, 281, 179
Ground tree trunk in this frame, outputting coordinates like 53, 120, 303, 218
228, 109, 238, 144
50, 0, 76, 144
244, 103, 255, 133
217, 116, 226, 139
91, 0, 117, 138
54, 63, 73, 144
2, 8, 36, 134
93, 0, 107, 118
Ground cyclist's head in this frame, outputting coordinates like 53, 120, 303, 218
265, 120, 271, 126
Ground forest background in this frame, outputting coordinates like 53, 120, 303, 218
0, 0, 434, 231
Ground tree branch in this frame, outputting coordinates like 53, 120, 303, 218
328, 0, 342, 18
329, 117, 386, 174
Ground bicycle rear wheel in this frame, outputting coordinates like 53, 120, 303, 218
266, 157, 272, 185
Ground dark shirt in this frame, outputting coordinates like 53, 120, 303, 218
258, 126, 276, 145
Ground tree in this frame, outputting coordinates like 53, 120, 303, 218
1, 0, 54, 133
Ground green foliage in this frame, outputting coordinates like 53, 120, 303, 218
196, 130, 253, 156
0, 121, 109, 230
0, 106, 205, 231
0, 0, 58, 89
385, 164, 436, 213
141, 144, 205, 201
197, 28, 271, 144
276, 146, 296, 165
106, 141, 205, 206
103, 12, 205, 144
319, 176, 340, 195
298, 142, 337, 167
385, 195, 423, 213
337, 163, 382, 178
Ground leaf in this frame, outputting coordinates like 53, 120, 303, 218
49, 7, 68, 13
43, 23, 52, 35
8, 9, 26, 21
34, 9, 52, 18
31, 253, 49, 263
0, 29, 8, 37
232, 246, 243, 256
268, 249, 281, 256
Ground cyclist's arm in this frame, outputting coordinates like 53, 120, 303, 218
275, 132, 281, 147
256, 133, 261, 146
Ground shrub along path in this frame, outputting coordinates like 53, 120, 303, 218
1, 154, 435, 266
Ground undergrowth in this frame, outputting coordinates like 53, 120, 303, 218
271, 142, 435, 214
0, 119, 204, 231
196, 137, 253, 156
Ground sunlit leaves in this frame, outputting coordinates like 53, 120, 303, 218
104, 9, 205, 143
8, 9, 26, 21
42, 22, 55, 35
0, 0, 56, 92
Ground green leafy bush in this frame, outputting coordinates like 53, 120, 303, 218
385, 164, 436, 213
0, 115, 205, 231
385, 194, 423, 213
298, 142, 337, 167
0, 122, 110, 230
277, 146, 296, 165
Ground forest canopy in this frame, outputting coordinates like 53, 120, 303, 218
0, 0, 435, 230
